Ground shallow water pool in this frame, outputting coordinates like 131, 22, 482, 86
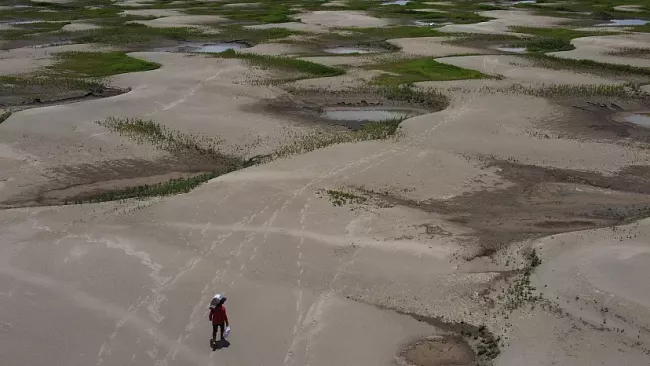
414, 20, 437, 26
596, 19, 648, 27
193, 42, 248, 53
322, 108, 419, 122
382, 0, 410, 5
623, 113, 650, 128
496, 47, 527, 53
323, 47, 378, 54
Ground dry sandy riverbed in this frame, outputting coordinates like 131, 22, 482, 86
1, 7, 650, 366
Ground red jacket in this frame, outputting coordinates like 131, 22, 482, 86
209, 306, 228, 325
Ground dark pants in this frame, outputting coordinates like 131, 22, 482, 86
212, 323, 225, 341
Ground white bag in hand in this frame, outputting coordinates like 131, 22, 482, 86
224, 326, 231, 339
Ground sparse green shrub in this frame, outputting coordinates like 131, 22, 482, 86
524, 37, 574, 53
320, 189, 367, 206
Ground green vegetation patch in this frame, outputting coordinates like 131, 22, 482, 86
216, 26, 303, 44
632, 23, 650, 33
71, 23, 301, 48
0, 4, 120, 22
524, 53, 650, 78
344, 0, 495, 24
72, 23, 211, 47
185, 4, 298, 24
523, 37, 574, 53
213, 49, 344, 78
0, 21, 69, 41
501, 27, 618, 53
370, 58, 488, 86
343, 25, 444, 39
49, 52, 160, 77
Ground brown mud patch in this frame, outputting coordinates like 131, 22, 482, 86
397, 311, 500, 365
0, 82, 127, 110
366, 161, 650, 257
400, 336, 475, 366
549, 98, 650, 140
0, 34, 78, 51
0, 158, 225, 208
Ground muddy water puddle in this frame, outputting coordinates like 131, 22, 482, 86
156, 42, 249, 53
414, 20, 437, 26
382, 0, 410, 5
596, 19, 648, 26
400, 336, 475, 366
496, 46, 527, 53
413, 20, 453, 27
321, 107, 424, 129
8, 20, 45, 25
617, 112, 650, 128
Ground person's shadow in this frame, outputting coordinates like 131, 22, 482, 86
210, 339, 231, 351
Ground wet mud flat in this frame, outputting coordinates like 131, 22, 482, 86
0, 157, 228, 208
399, 336, 475, 366
0, 34, 78, 50
393, 310, 503, 366
153, 41, 250, 54
254, 87, 448, 130
365, 160, 650, 258
0, 76, 127, 110
552, 98, 650, 140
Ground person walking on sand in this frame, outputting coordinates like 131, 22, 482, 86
209, 294, 229, 342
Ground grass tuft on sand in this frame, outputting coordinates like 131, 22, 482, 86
369, 58, 489, 86
320, 189, 367, 206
